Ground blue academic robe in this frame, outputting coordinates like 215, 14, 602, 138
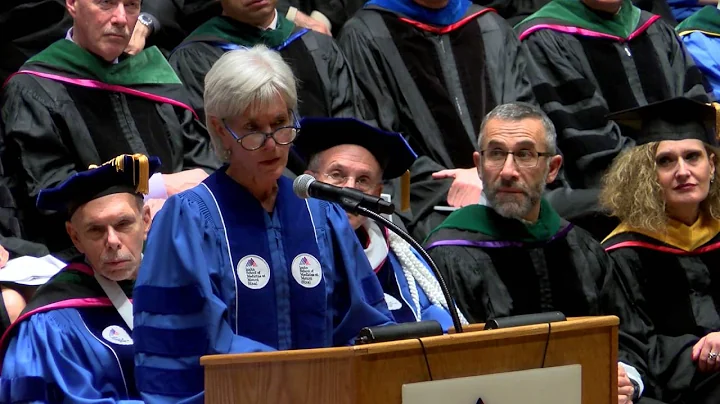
0, 264, 140, 404
133, 171, 394, 403
375, 246, 454, 331
682, 32, 720, 101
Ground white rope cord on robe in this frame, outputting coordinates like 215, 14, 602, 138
387, 231, 469, 325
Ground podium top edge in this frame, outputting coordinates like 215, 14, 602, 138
454, 315, 619, 333
200, 316, 619, 366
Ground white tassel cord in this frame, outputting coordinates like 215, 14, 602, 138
387, 231, 469, 325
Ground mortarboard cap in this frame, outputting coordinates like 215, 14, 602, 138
37, 154, 161, 216
606, 97, 720, 146
293, 117, 418, 179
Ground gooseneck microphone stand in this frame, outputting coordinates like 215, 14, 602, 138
353, 204, 464, 334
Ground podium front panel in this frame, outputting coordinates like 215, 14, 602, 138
201, 316, 619, 404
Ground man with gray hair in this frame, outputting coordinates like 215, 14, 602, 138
424, 102, 646, 404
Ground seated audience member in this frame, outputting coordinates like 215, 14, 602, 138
0, 153, 158, 403
169, 0, 370, 174
677, 5, 720, 101
601, 98, 720, 403
515, 0, 710, 236
474, 0, 677, 26
1, 0, 220, 259
338, 0, 535, 241
169, 0, 368, 124
294, 117, 464, 330
424, 102, 643, 404
124, 0, 334, 55
133, 47, 393, 403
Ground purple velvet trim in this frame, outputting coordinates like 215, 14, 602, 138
425, 223, 574, 250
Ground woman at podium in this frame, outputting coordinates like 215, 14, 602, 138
132, 47, 394, 403
601, 98, 720, 403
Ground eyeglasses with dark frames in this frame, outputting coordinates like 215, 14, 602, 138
480, 149, 554, 168
223, 111, 300, 151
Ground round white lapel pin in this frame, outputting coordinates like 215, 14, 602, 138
291, 254, 323, 288
237, 255, 271, 290
102, 325, 133, 345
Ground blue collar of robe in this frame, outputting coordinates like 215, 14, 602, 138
365, 0, 471, 26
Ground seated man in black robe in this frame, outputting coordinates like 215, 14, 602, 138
424, 102, 644, 404
338, 0, 535, 242
168, 0, 369, 125
515, 0, 710, 239
168, 0, 370, 175
1, 0, 220, 260
124, 0, 337, 55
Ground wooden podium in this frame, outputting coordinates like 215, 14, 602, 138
201, 316, 619, 404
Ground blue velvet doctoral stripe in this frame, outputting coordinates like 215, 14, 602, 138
279, 179, 328, 349
3, 376, 54, 403
216, 28, 309, 52
133, 285, 205, 315
378, 253, 417, 323
203, 171, 327, 350
133, 326, 207, 356
365, 0, 471, 26
134, 366, 204, 397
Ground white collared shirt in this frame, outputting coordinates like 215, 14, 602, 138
263, 10, 278, 30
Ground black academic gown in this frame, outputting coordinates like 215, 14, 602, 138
425, 210, 618, 323
169, 16, 370, 125
0, 0, 71, 83
423, 202, 646, 379
516, 2, 710, 229
0, 40, 220, 259
338, 4, 535, 241
473, 0, 677, 27
141, 0, 223, 53
604, 230, 720, 403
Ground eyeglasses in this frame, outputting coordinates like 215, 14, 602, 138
320, 172, 378, 193
223, 112, 300, 151
480, 149, 554, 168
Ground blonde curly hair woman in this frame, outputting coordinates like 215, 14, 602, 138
600, 98, 720, 404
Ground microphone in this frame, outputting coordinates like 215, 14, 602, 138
355, 321, 444, 345
294, 173, 464, 334
293, 174, 395, 215
483, 312, 566, 330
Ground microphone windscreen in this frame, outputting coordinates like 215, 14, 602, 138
355, 320, 444, 344
483, 311, 566, 330
292, 174, 315, 199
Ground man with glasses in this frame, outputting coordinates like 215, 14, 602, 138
424, 103, 644, 404
294, 117, 461, 331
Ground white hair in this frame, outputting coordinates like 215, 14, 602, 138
204, 45, 298, 162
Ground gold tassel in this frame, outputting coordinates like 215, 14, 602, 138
132, 153, 150, 194
100, 153, 151, 194
401, 170, 410, 212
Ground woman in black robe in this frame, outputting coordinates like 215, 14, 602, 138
600, 98, 720, 404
